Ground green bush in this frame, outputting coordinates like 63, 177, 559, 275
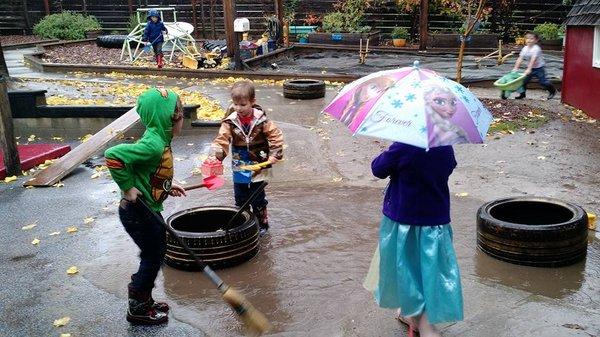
127, 14, 141, 33
391, 27, 409, 39
33, 12, 102, 40
322, 0, 372, 33
533, 23, 563, 40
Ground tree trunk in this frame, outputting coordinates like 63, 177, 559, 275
456, 38, 466, 82
0, 41, 21, 176
223, 0, 237, 59
419, 0, 429, 50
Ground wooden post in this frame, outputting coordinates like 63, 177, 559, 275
128, 0, 133, 15
456, 0, 485, 82
418, 0, 429, 51
82, 0, 87, 14
0, 41, 21, 177
198, 0, 206, 38
210, 0, 216, 39
274, 0, 283, 44
43, 0, 51, 15
223, 0, 237, 58
21, 0, 31, 33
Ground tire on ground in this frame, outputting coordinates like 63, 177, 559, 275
283, 79, 326, 99
165, 206, 260, 270
96, 35, 140, 49
476, 197, 588, 267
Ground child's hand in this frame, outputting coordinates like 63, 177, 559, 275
524, 69, 531, 75
169, 184, 187, 197
124, 187, 142, 202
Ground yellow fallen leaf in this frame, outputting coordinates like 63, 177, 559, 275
90, 172, 101, 179
49, 231, 61, 236
27, 134, 36, 142
25, 185, 34, 190
537, 156, 546, 160
52, 182, 65, 188
4, 176, 17, 183
66, 227, 78, 233
94, 165, 108, 172
332, 177, 343, 183
79, 134, 93, 143
83, 217, 95, 224
455, 192, 469, 197
53, 316, 71, 327
22, 223, 37, 230
66, 266, 79, 275
187, 143, 194, 146
31, 238, 40, 245
60, 334, 72, 337
51, 136, 64, 141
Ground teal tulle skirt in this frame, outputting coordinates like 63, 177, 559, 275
364, 216, 464, 324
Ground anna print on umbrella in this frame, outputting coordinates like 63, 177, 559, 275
423, 83, 469, 147
339, 76, 396, 128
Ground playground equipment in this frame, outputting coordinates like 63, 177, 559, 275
475, 40, 515, 69
120, 7, 200, 64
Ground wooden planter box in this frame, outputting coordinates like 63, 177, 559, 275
427, 33, 499, 48
308, 31, 381, 45
85, 30, 103, 38
540, 39, 563, 51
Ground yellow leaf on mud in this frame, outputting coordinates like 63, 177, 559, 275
60, 334, 72, 337
79, 134, 93, 143
53, 316, 71, 327
52, 182, 65, 188
537, 156, 546, 160
51, 137, 64, 141
4, 176, 17, 183
332, 177, 343, 183
83, 217, 95, 224
94, 165, 108, 172
66, 266, 79, 275
49, 231, 61, 236
66, 227, 78, 233
31, 238, 40, 245
25, 185, 34, 189
22, 223, 37, 230
27, 135, 36, 142
455, 192, 469, 197
187, 143, 194, 146
90, 172, 101, 179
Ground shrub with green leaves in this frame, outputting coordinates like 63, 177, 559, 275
391, 27, 409, 39
33, 12, 102, 40
322, 0, 372, 33
533, 23, 563, 40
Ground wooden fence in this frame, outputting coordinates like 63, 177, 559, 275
1, 0, 571, 40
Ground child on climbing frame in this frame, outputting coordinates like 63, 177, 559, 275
105, 87, 186, 325
206, 80, 284, 236
142, 9, 168, 68
512, 31, 556, 100
366, 141, 463, 337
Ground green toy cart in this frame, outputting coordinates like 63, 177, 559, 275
494, 71, 526, 98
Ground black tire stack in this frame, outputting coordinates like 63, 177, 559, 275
477, 197, 588, 267
96, 35, 140, 49
165, 206, 260, 270
283, 79, 326, 99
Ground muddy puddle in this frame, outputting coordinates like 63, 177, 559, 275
81, 182, 600, 336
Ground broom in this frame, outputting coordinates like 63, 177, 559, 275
137, 198, 272, 335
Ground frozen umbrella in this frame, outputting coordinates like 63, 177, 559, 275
322, 61, 494, 149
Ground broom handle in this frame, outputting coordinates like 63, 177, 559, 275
137, 198, 225, 288
226, 181, 268, 229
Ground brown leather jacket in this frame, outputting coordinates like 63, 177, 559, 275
211, 108, 284, 182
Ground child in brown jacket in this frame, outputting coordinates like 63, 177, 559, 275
207, 80, 284, 235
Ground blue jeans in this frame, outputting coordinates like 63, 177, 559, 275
118, 199, 166, 292
523, 66, 552, 91
233, 182, 268, 210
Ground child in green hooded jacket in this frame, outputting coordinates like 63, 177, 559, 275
105, 87, 186, 325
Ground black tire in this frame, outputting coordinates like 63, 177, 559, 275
165, 206, 260, 270
283, 79, 326, 99
96, 35, 140, 49
477, 197, 588, 267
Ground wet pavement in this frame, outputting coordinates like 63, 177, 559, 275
1, 48, 599, 337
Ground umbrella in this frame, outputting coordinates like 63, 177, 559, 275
322, 61, 493, 149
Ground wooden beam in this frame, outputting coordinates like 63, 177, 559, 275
419, 0, 429, 51
23, 108, 140, 187
128, 0, 133, 15
0, 41, 21, 177
223, 0, 237, 58
43, 0, 50, 15
210, 0, 216, 39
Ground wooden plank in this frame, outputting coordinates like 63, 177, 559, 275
23, 108, 140, 187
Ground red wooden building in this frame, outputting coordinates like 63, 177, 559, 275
562, 0, 600, 119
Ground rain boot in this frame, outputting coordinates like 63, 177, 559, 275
127, 285, 168, 325
255, 206, 269, 237
515, 92, 526, 99
131, 276, 169, 313
500, 91, 507, 100
546, 85, 556, 100
157, 54, 164, 69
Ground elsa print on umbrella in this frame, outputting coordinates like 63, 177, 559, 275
423, 83, 469, 147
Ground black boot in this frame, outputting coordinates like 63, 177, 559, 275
255, 207, 269, 237
131, 276, 169, 313
515, 92, 526, 99
500, 91, 507, 100
546, 85, 556, 100
127, 285, 168, 325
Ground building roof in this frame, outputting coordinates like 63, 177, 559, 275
565, 0, 600, 26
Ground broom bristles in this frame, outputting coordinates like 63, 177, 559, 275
221, 287, 272, 335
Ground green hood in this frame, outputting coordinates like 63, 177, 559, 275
136, 88, 178, 143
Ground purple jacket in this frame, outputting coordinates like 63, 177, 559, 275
371, 143, 456, 226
